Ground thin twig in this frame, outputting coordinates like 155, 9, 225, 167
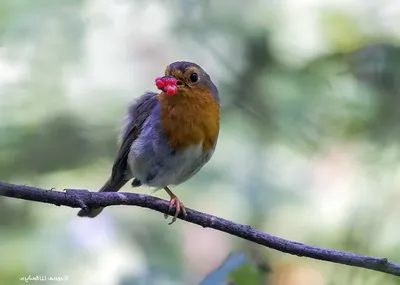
0, 180, 399, 277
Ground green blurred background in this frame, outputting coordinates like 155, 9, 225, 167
1, 0, 400, 284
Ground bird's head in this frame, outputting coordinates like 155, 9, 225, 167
155, 61, 219, 102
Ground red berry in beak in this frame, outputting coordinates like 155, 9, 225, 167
165, 85, 177, 96
155, 76, 178, 95
155, 78, 165, 89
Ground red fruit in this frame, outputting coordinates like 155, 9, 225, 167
155, 79, 164, 89
166, 85, 177, 96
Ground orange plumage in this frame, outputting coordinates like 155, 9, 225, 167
158, 89, 219, 151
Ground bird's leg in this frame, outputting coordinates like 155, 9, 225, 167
163, 187, 187, 225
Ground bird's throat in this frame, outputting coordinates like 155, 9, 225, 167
158, 92, 220, 151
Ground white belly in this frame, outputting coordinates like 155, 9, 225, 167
128, 142, 213, 188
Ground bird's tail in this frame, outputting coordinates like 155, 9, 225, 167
77, 177, 128, 218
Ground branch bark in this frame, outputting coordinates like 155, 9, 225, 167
0, 180, 399, 277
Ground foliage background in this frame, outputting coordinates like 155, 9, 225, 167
1, 0, 400, 284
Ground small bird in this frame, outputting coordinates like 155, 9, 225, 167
77, 61, 220, 224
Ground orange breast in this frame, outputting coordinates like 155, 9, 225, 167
158, 90, 220, 151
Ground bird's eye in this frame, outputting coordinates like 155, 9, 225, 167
189, 72, 199, 83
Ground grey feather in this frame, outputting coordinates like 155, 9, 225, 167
77, 92, 158, 218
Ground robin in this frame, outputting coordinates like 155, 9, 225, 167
77, 61, 220, 224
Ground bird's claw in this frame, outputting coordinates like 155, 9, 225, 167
164, 196, 187, 225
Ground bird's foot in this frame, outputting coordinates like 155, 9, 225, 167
163, 187, 187, 225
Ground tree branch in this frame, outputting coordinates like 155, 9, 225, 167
0, 181, 399, 277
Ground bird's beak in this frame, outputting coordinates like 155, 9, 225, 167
160, 75, 175, 81
176, 79, 184, 87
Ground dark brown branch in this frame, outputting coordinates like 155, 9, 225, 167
0, 180, 399, 277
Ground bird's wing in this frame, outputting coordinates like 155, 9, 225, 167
110, 92, 158, 184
